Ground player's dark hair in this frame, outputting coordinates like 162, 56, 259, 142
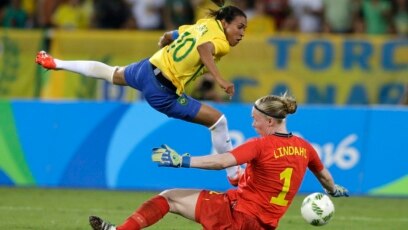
210, 0, 226, 7
254, 92, 297, 120
208, 0, 247, 23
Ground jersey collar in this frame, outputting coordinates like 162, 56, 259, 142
215, 19, 224, 33
273, 132, 293, 138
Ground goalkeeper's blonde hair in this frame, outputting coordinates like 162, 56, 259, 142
254, 92, 297, 122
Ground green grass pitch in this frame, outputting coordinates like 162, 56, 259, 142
1, 187, 407, 229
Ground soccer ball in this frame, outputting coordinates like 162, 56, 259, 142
300, 192, 335, 226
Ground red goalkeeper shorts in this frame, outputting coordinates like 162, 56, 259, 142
195, 190, 274, 230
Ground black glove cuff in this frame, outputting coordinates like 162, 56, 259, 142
181, 156, 191, 168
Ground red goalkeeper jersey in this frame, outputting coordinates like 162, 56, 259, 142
228, 133, 324, 228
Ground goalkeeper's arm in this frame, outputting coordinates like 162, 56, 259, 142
152, 144, 237, 169
189, 153, 237, 170
313, 168, 349, 197
314, 168, 335, 193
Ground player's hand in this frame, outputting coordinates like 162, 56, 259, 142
152, 144, 191, 168
217, 79, 235, 98
158, 31, 177, 48
224, 83, 235, 98
158, 35, 168, 48
326, 184, 349, 197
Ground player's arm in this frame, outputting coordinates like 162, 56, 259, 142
158, 30, 179, 48
313, 168, 336, 193
190, 152, 237, 169
197, 42, 234, 97
152, 144, 237, 169
313, 168, 349, 197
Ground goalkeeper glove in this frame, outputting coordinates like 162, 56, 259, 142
325, 184, 349, 197
152, 144, 191, 168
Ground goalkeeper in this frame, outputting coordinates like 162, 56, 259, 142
89, 93, 349, 230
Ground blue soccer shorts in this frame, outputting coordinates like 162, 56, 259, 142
124, 58, 201, 122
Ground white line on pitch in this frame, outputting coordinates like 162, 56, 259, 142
1, 206, 408, 222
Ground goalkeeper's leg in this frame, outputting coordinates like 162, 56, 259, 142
112, 189, 200, 230
209, 114, 242, 185
115, 195, 170, 230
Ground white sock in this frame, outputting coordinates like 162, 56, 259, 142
54, 59, 116, 83
210, 115, 241, 178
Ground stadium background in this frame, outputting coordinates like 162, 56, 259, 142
1, 0, 408, 199
2, 1, 408, 229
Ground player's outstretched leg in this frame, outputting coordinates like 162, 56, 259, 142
35, 51, 56, 69
35, 50, 117, 82
210, 114, 243, 186
89, 216, 116, 230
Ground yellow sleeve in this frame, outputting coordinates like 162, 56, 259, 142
178, 25, 190, 34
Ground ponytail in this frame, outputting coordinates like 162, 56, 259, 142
207, 1, 246, 23
210, 0, 226, 7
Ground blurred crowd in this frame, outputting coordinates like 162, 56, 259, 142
0, 0, 407, 36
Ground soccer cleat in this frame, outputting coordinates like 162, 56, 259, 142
89, 216, 116, 230
227, 167, 244, 187
228, 176, 239, 187
35, 50, 56, 69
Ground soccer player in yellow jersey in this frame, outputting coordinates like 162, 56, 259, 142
35, 0, 247, 185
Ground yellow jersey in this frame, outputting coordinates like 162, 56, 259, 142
149, 18, 230, 95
